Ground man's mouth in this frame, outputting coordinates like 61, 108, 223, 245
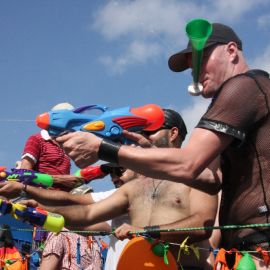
200, 79, 207, 88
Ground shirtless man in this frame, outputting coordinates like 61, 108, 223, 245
34, 109, 219, 269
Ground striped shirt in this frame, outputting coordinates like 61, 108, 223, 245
21, 131, 70, 175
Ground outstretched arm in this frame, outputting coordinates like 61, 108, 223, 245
119, 128, 229, 184
21, 199, 112, 233
43, 186, 129, 228
20, 156, 85, 191
0, 181, 93, 205
57, 128, 230, 186
49, 175, 84, 191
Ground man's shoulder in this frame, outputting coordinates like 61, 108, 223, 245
214, 73, 259, 101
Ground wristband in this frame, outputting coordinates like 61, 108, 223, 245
144, 225, 161, 239
20, 184, 28, 198
98, 139, 121, 164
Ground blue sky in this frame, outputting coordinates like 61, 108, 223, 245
0, 0, 270, 192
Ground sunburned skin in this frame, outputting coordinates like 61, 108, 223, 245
125, 176, 215, 269
128, 177, 191, 226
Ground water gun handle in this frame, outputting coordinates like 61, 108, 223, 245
74, 165, 106, 183
0, 199, 25, 218
0, 199, 13, 215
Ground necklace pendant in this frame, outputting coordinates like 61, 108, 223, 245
151, 193, 156, 199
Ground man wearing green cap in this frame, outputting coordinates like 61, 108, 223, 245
55, 22, 270, 269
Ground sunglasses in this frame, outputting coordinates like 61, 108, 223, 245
140, 127, 171, 137
109, 167, 126, 177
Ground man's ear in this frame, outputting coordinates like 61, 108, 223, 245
169, 127, 179, 144
227, 42, 238, 63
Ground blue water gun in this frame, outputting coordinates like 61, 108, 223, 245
36, 104, 165, 143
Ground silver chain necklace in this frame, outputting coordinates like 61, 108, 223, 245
151, 180, 163, 199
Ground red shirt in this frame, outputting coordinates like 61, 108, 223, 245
22, 132, 71, 175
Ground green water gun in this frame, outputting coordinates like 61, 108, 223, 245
0, 167, 53, 188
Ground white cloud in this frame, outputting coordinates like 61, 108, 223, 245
92, 0, 267, 73
93, 0, 192, 41
99, 40, 162, 74
257, 13, 270, 29
210, 0, 267, 22
250, 45, 270, 73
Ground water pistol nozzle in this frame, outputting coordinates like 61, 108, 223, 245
36, 112, 50, 130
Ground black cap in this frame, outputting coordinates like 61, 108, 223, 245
162, 109, 187, 141
168, 23, 242, 72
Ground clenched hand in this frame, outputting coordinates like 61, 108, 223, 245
56, 131, 102, 168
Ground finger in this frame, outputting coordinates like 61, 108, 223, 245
0, 182, 7, 188
55, 132, 75, 143
18, 200, 28, 205
116, 233, 127, 240
122, 130, 141, 141
123, 131, 152, 146
20, 199, 38, 207
113, 228, 121, 238
119, 230, 130, 240
74, 159, 90, 169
